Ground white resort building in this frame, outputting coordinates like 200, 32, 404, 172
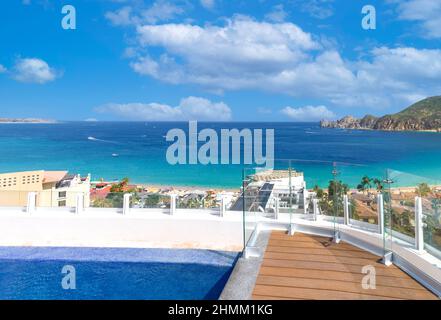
231, 169, 309, 215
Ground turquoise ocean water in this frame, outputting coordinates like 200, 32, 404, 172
1, 122, 441, 188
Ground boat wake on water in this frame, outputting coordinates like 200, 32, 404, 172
87, 136, 120, 144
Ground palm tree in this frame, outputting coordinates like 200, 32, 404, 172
373, 178, 384, 192
110, 177, 131, 193
416, 183, 431, 197
313, 185, 324, 199
357, 176, 373, 194
328, 180, 349, 217
121, 177, 130, 187
363, 176, 372, 192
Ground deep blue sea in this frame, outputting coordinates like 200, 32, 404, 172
1, 121, 441, 188
0, 247, 238, 300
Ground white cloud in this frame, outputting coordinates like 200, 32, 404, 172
346, 47, 441, 108
96, 96, 232, 121
142, 0, 185, 24
265, 4, 288, 23
131, 15, 441, 110
105, 1, 185, 26
0, 64, 6, 73
105, 9, 441, 112
296, 0, 334, 19
200, 0, 215, 10
133, 15, 320, 88
394, 0, 441, 38
12, 58, 58, 84
105, 6, 134, 26
281, 105, 336, 121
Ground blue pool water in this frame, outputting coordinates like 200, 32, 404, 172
0, 247, 239, 300
1, 121, 441, 187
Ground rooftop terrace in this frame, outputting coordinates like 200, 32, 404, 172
253, 231, 437, 300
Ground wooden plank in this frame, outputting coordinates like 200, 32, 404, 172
258, 266, 427, 290
263, 251, 386, 267
253, 284, 400, 300
255, 275, 437, 300
269, 233, 365, 250
267, 239, 366, 252
265, 245, 378, 259
270, 232, 331, 240
252, 294, 300, 300
262, 258, 408, 278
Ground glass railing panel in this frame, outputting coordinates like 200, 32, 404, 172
422, 196, 441, 257
348, 192, 379, 230
382, 169, 441, 256
90, 192, 125, 208
241, 167, 259, 250
338, 163, 384, 232
243, 195, 257, 248
239, 160, 332, 224
272, 159, 333, 222
383, 168, 394, 256
131, 192, 171, 209
176, 191, 211, 209
383, 169, 437, 246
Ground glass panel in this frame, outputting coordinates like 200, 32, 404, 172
383, 169, 438, 246
382, 169, 441, 254
308, 162, 337, 219
339, 163, 384, 232
131, 193, 171, 209
90, 192, 125, 208
420, 181, 441, 258
348, 191, 379, 229
383, 168, 394, 255
238, 159, 338, 253
242, 168, 257, 250
422, 196, 441, 255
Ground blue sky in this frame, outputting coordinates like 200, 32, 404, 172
0, 0, 440, 121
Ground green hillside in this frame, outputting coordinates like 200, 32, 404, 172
395, 96, 441, 119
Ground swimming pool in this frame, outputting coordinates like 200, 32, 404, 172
0, 247, 239, 300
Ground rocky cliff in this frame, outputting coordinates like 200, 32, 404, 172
320, 96, 441, 132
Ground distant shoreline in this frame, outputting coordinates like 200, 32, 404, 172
92, 181, 241, 193
323, 126, 441, 134
0, 119, 57, 124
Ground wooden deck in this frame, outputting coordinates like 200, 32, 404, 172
252, 231, 438, 300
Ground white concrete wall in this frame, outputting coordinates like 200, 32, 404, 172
0, 208, 243, 251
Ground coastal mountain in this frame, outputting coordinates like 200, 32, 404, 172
320, 96, 441, 132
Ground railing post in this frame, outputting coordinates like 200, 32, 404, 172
312, 198, 319, 221
170, 194, 177, 215
27, 192, 36, 214
75, 193, 84, 214
303, 190, 308, 214
123, 193, 131, 215
220, 196, 226, 217
377, 193, 384, 235
274, 197, 279, 220
343, 194, 349, 225
415, 196, 424, 253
